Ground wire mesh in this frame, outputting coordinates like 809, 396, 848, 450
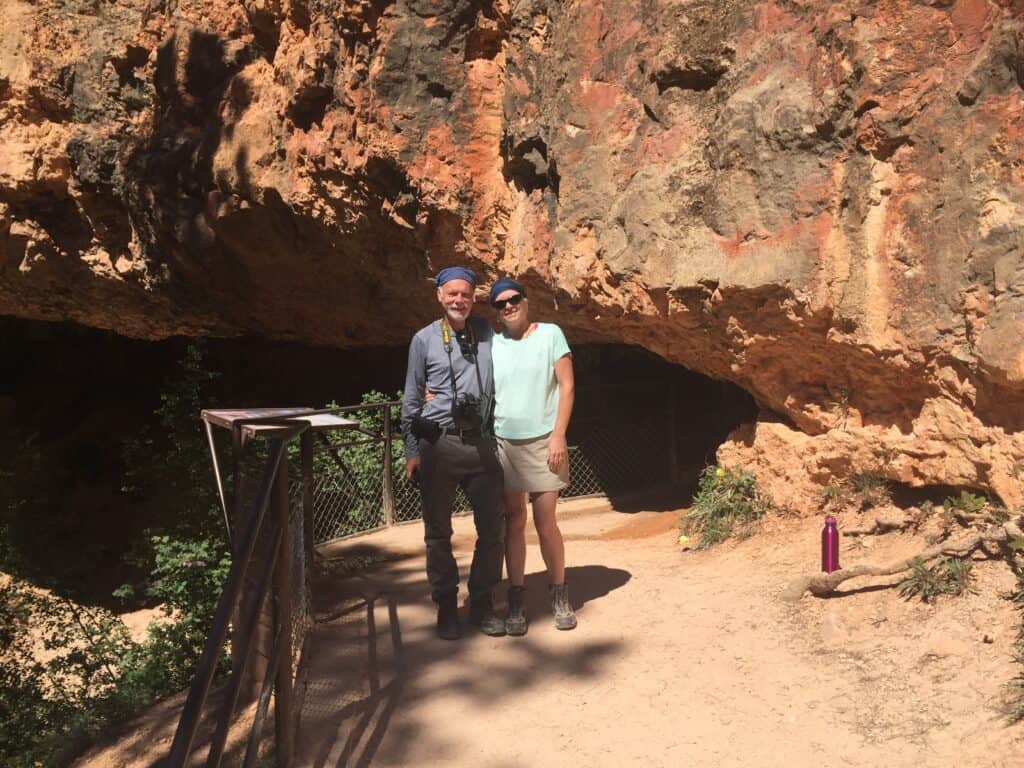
308, 403, 671, 545
230, 439, 313, 684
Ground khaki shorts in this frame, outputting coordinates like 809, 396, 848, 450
497, 432, 570, 494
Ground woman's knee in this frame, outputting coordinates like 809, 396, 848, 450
505, 495, 528, 530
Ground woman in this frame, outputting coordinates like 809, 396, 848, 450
489, 277, 576, 634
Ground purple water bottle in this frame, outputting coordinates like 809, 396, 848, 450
822, 515, 840, 573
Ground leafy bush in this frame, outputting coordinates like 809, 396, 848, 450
120, 534, 232, 699
682, 465, 771, 548
820, 484, 843, 510
943, 491, 987, 515
1, 343, 231, 765
898, 557, 977, 602
304, 391, 410, 539
1007, 569, 1024, 723
0, 580, 136, 767
849, 472, 891, 510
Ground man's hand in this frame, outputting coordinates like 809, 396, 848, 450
547, 433, 568, 473
405, 456, 421, 483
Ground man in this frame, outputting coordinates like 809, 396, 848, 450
401, 266, 506, 639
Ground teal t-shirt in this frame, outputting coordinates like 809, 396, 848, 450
492, 323, 571, 439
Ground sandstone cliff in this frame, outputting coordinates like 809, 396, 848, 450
2, 0, 1023, 506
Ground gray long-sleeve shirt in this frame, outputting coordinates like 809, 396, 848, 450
401, 316, 495, 458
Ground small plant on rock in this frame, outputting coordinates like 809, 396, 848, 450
943, 491, 987, 516
898, 557, 977, 603
849, 472, 891, 510
821, 484, 843, 509
1007, 569, 1024, 723
682, 465, 771, 549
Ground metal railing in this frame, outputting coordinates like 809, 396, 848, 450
310, 401, 666, 546
169, 418, 311, 768
170, 399, 674, 764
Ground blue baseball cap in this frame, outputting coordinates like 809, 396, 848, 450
489, 277, 526, 304
435, 266, 477, 288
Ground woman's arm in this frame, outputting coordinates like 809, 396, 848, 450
547, 354, 575, 472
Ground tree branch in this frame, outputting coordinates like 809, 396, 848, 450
781, 519, 1023, 602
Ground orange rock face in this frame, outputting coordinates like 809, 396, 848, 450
1, 0, 1022, 506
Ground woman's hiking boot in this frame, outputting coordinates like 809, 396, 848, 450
436, 594, 461, 640
468, 594, 507, 636
504, 585, 528, 636
549, 583, 577, 630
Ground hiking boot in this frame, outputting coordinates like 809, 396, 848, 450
436, 594, 461, 640
505, 585, 528, 637
549, 583, 577, 631
468, 595, 507, 637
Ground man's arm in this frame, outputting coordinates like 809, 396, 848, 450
548, 353, 575, 472
401, 335, 427, 479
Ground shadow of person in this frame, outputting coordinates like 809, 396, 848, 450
520, 563, 631, 614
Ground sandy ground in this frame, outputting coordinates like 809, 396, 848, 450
80, 499, 1024, 767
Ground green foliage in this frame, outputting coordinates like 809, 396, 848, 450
128, 534, 231, 696
0, 580, 136, 768
849, 472, 891, 510
898, 557, 977, 603
682, 465, 771, 548
820, 484, 843, 509
872, 445, 900, 467
1008, 571, 1024, 723
306, 391, 409, 539
1, 342, 231, 765
943, 491, 987, 515
828, 388, 852, 430
122, 341, 222, 537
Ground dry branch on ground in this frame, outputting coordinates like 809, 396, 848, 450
781, 517, 1024, 602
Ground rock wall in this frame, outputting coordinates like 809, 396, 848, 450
2, 0, 1023, 506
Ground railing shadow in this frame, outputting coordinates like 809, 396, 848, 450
301, 596, 405, 768
296, 562, 631, 766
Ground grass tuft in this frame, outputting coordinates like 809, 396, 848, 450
898, 557, 977, 603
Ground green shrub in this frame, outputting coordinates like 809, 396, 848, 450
1, 342, 231, 765
943, 491, 987, 515
1008, 570, 1024, 723
682, 465, 771, 548
849, 472, 891, 510
898, 557, 977, 602
0, 580, 136, 767
821, 484, 843, 509
303, 391, 411, 538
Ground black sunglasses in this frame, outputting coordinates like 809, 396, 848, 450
492, 294, 525, 310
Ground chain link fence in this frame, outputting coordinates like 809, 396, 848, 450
308, 401, 669, 547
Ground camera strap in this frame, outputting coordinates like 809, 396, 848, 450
440, 317, 485, 405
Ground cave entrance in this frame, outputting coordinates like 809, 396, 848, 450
566, 345, 758, 509
0, 319, 758, 601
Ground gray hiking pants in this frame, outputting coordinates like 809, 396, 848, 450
417, 433, 505, 603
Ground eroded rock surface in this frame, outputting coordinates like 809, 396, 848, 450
2, 0, 1023, 505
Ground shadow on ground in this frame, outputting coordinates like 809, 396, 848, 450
296, 560, 631, 767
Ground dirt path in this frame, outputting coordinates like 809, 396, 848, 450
77, 499, 1024, 767
297, 501, 1024, 767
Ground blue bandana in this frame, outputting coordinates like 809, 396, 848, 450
435, 266, 477, 288
489, 277, 526, 304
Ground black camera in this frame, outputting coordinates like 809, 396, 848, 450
451, 393, 483, 429
411, 415, 442, 441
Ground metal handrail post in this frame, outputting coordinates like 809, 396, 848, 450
300, 431, 314, 567
205, 522, 283, 767
382, 404, 395, 527
273, 452, 294, 767
168, 438, 288, 767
